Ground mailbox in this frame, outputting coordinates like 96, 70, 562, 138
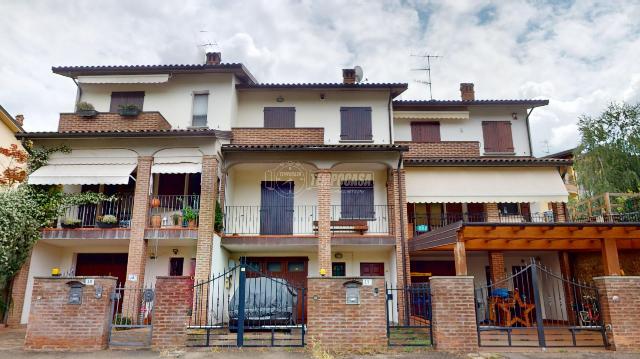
143, 289, 155, 303
66, 280, 85, 305
343, 280, 362, 305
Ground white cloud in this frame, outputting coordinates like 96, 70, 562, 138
0, 0, 639, 156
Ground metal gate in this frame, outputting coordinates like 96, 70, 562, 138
475, 259, 607, 348
187, 263, 306, 347
386, 284, 433, 347
108, 285, 155, 347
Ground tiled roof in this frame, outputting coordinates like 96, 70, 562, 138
236, 82, 408, 96
393, 99, 549, 107
0, 104, 24, 133
404, 156, 572, 166
18, 128, 232, 139
52, 63, 257, 84
222, 144, 408, 152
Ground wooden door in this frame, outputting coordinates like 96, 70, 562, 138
260, 181, 294, 235
360, 262, 385, 276
75, 253, 128, 286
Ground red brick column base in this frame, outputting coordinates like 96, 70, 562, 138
6, 252, 32, 327
151, 276, 193, 350
24, 276, 117, 351
307, 277, 386, 350
430, 276, 478, 353
594, 276, 640, 351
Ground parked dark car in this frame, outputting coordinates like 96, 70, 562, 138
229, 277, 298, 328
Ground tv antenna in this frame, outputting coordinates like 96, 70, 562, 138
197, 30, 218, 52
411, 53, 441, 100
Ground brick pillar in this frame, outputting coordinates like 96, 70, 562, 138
430, 276, 478, 352
594, 276, 640, 351
486, 203, 500, 222
488, 251, 506, 285
551, 202, 567, 222
194, 156, 218, 284
123, 156, 152, 309
390, 169, 410, 287
24, 276, 117, 351
152, 276, 192, 350
307, 277, 386, 349
317, 170, 332, 276
218, 171, 226, 209
6, 251, 32, 326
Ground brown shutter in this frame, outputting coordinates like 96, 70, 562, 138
110, 91, 145, 112
264, 107, 295, 128
497, 121, 514, 152
411, 121, 441, 142
482, 121, 513, 153
340, 107, 372, 141
482, 121, 497, 152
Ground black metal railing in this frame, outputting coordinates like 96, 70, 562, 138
330, 204, 390, 234
148, 195, 200, 228
60, 195, 134, 228
386, 284, 433, 347
108, 284, 155, 347
223, 205, 317, 235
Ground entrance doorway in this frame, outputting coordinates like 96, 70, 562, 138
75, 253, 128, 286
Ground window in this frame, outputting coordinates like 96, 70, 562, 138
360, 262, 384, 276
411, 121, 441, 142
340, 180, 374, 219
109, 91, 144, 112
288, 262, 305, 272
332, 263, 346, 277
340, 107, 372, 141
192, 93, 209, 127
267, 261, 282, 272
264, 107, 295, 128
498, 203, 519, 215
169, 258, 184, 276
482, 121, 514, 153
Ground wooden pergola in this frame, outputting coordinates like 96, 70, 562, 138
409, 222, 640, 277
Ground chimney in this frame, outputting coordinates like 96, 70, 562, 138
205, 52, 221, 65
342, 68, 356, 84
460, 83, 475, 101
14, 114, 24, 127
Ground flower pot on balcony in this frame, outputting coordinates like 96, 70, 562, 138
151, 197, 161, 208
118, 108, 141, 117
151, 215, 162, 228
97, 222, 117, 229
187, 219, 197, 229
77, 110, 98, 118
61, 222, 81, 229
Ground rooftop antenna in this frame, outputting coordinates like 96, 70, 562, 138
197, 30, 218, 53
354, 65, 364, 83
411, 53, 441, 100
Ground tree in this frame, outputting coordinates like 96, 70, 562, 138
574, 102, 640, 196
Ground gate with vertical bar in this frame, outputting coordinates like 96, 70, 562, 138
108, 284, 155, 348
386, 284, 433, 347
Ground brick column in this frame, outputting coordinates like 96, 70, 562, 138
551, 202, 567, 222
486, 203, 500, 222
316, 170, 332, 276
152, 276, 192, 350
24, 276, 117, 351
194, 156, 218, 284
307, 277, 386, 349
6, 251, 32, 326
488, 251, 506, 285
390, 169, 410, 287
123, 156, 152, 308
594, 276, 640, 351
430, 276, 478, 353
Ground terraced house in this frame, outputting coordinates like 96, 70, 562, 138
9, 53, 640, 352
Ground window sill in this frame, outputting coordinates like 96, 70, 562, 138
339, 139, 374, 143
483, 151, 516, 156
188, 125, 209, 129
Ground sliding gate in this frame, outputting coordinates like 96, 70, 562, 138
187, 263, 306, 347
475, 259, 607, 348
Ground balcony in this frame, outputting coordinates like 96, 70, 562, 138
148, 195, 200, 229
329, 205, 390, 234
396, 141, 480, 158
58, 111, 172, 132
223, 205, 317, 235
58, 195, 134, 229
231, 127, 324, 145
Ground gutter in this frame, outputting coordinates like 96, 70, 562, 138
525, 107, 535, 156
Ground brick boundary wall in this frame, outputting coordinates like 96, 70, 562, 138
151, 276, 193, 350
231, 128, 324, 145
306, 277, 386, 350
593, 276, 640, 351
396, 141, 480, 158
58, 112, 172, 132
6, 251, 33, 326
430, 276, 478, 353
24, 276, 117, 351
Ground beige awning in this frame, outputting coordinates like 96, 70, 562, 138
152, 148, 203, 174
405, 167, 569, 203
28, 149, 138, 185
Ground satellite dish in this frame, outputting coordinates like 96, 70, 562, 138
354, 66, 364, 83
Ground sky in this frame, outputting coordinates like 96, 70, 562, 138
1, 0, 639, 156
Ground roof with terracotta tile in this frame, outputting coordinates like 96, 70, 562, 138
236, 83, 408, 97
222, 144, 408, 152
404, 156, 572, 167
393, 99, 549, 108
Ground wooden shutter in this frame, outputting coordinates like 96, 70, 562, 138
482, 121, 514, 153
340, 180, 374, 219
110, 91, 145, 112
340, 107, 372, 141
264, 107, 295, 128
497, 121, 514, 152
411, 121, 441, 142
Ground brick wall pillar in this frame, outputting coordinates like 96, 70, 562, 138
389, 169, 410, 324
6, 251, 33, 326
24, 276, 117, 351
316, 170, 332, 276
551, 202, 567, 222
488, 251, 506, 285
486, 203, 500, 222
430, 276, 478, 352
307, 277, 386, 349
152, 276, 192, 350
123, 156, 152, 309
194, 156, 218, 284
594, 276, 640, 351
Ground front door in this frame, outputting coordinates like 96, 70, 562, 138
75, 253, 128, 286
260, 181, 294, 235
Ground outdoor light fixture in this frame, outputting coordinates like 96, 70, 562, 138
172, 248, 179, 255
512, 112, 518, 120
276, 95, 285, 102
335, 252, 343, 259
320, 93, 326, 100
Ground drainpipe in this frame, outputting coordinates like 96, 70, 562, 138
525, 108, 535, 156
396, 152, 410, 324
387, 89, 393, 144
72, 78, 82, 105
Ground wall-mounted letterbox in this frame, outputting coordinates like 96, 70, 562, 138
66, 280, 85, 305
343, 280, 362, 305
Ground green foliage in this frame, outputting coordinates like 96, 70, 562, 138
22, 142, 71, 174
118, 104, 140, 111
215, 200, 224, 232
182, 205, 198, 222
574, 102, 640, 196
63, 217, 81, 225
62, 191, 115, 207
99, 214, 118, 224
75, 101, 95, 111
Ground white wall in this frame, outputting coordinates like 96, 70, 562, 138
144, 245, 197, 286
21, 242, 63, 323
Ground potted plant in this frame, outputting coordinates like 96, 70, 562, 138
61, 218, 82, 229
172, 213, 183, 227
97, 214, 118, 228
151, 214, 162, 228
118, 104, 141, 116
76, 101, 98, 118
182, 206, 198, 228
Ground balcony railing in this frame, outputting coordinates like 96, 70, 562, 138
59, 196, 134, 228
149, 195, 200, 228
224, 205, 317, 235
330, 204, 390, 234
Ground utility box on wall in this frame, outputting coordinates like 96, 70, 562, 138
344, 280, 362, 305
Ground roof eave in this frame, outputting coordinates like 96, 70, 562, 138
18, 130, 232, 140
